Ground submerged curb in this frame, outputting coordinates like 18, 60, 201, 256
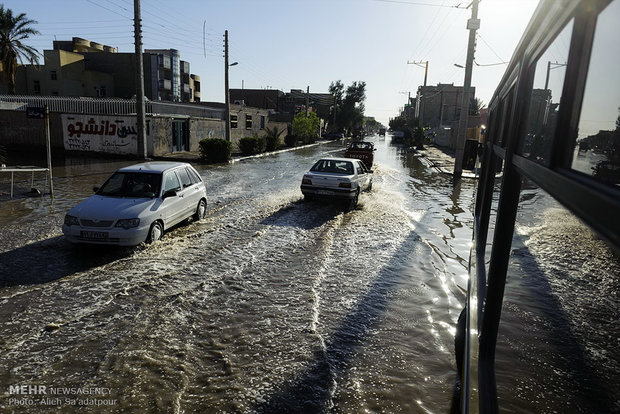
230, 140, 335, 164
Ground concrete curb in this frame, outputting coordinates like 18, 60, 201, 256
230, 140, 331, 163
155, 140, 336, 164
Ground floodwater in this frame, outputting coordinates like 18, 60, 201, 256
0, 136, 618, 413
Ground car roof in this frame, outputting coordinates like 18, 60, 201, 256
117, 161, 191, 173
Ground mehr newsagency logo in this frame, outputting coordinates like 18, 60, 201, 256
6, 384, 117, 407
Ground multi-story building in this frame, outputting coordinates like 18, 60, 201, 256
2, 38, 200, 103
413, 83, 476, 129
144, 49, 198, 102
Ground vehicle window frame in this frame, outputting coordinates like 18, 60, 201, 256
467, 2, 620, 413
163, 170, 182, 195
187, 167, 202, 184
177, 167, 192, 189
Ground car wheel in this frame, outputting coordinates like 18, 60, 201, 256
147, 221, 163, 243
194, 199, 207, 221
304, 194, 313, 202
347, 191, 359, 211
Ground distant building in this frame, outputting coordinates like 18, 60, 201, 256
1, 37, 200, 102
229, 89, 283, 111
413, 83, 476, 129
229, 88, 334, 124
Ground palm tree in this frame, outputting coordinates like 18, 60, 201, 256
263, 125, 285, 151
0, 6, 40, 94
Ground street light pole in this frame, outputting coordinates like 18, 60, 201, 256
224, 30, 231, 142
454, 0, 480, 178
407, 60, 429, 87
542, 61, 567, 127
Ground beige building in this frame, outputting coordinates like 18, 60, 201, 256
1, 37, 201, 103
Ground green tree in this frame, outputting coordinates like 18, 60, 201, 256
364, 116, 380, 131
389, 115, 406, 132
263, 125, 285, 151
292, 111, 320, 144
0, 6, 40, 94
470, 97, 484, 116
329, 80, 366, 134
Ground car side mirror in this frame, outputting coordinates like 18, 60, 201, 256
93, 186, 99, 193
162, 189, 177, 199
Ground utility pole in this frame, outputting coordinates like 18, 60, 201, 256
333, 96, 337, 131
224, 30, 231, 142
133, 0, 147, 159
407, 60, 429, 87
454, 0, 480, 178
44, 105, 54, 199
544, 61, 567, 90
306, 86, 310, 116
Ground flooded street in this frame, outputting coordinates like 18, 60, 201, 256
1, 137, 618, 413
0, 138, 472, 413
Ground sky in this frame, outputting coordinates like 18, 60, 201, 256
5, 0, 542, 126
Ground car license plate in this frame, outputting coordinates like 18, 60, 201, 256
316, 190, 334, 196
80, 231, 108, 240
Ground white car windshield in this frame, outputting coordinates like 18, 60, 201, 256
97, 172, 162, 198
310, 160, 354, 175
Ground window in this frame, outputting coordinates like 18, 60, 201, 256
572, 1, 620, 186
33, 80, 41, 94
245, 114, 252, 129
50, 71, 57, 80
518, 21, 573, 165
163, 172, 181, 193
260, 115, 265, 129
310, 160, 354, 174
355, 163, 363, 175
186, 167, 202, 184
230, 114, 238, 129
177, 168, 192, 188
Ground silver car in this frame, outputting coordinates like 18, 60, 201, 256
300, 157, 373, 210
62, 162, 207, 246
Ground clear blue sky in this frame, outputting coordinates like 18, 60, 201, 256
6, 0, 541, 125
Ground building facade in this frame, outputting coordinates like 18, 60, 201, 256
2, 38, 200, 103
414, 83, 476, 129
228, 88, 334, 124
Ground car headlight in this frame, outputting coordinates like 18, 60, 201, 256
64, 214, 80, 226
115, 218, 140, 229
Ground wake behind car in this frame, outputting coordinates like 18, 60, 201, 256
300, 157, 373, 210
62, 162, 207, 246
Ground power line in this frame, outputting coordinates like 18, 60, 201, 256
85, 0, 132, 19
476, 33, 505, 63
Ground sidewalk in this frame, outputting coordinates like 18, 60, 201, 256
155, 140, 332, 164
416, 145, 481, 179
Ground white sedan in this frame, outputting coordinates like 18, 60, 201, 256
62, 161, 207, 246
300, 157, 373, 210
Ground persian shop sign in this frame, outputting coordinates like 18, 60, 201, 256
61, 115, 149, 154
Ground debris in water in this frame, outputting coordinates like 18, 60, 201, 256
44, 322, 61, 333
